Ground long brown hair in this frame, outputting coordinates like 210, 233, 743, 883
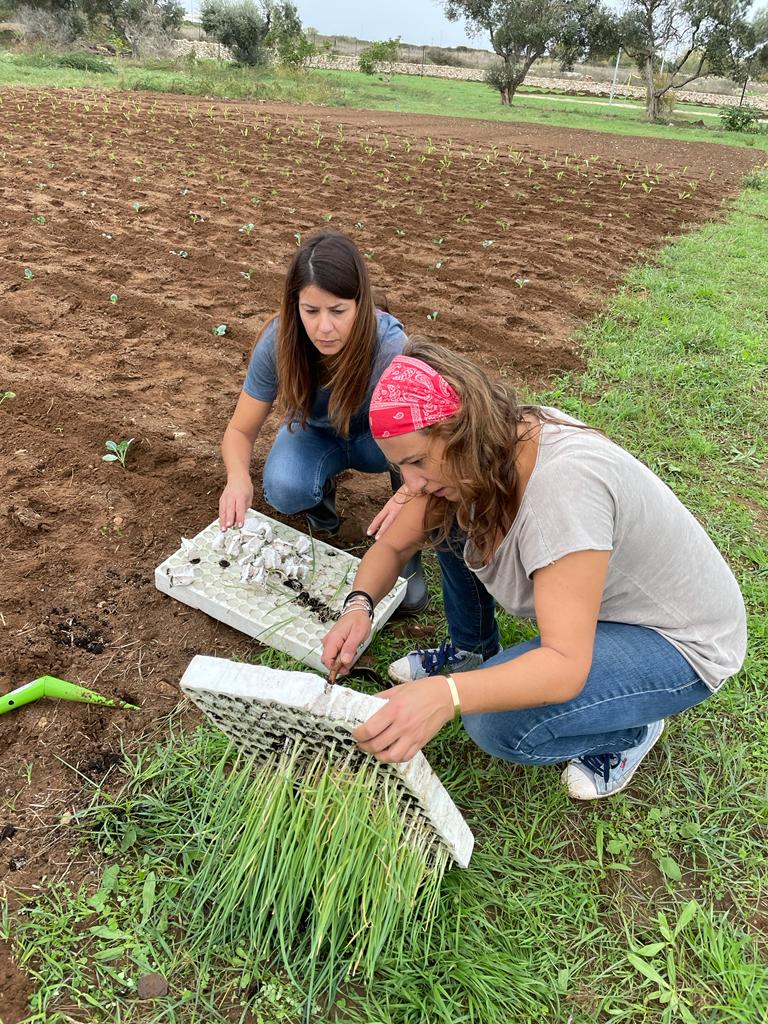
274, 231, 378, 436
403, 339, 541, 566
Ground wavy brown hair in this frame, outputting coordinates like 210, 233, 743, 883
403, 338, 543, 566
273, 230, 378, 436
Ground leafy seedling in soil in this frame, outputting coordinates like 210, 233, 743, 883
24, 267, 34, 279
110, 293, 118, 304
213, 324, 228, 336
102, 438, 134, 469
0, 390, 16, 405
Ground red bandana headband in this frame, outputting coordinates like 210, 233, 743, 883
369, 355, 461, 439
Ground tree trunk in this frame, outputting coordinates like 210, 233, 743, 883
641, 55, 660, 122
500, 86, 511, 104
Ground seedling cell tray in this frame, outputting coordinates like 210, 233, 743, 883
155, 510, 406, 674
180, 655, 474, 867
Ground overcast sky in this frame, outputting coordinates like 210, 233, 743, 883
185, 0, 480, 47
184, 0, 765, 48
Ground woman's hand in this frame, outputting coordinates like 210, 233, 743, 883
366, 486, 415, 540
321, 610, 372, 678
353, 677, 454, 763
219, 476, 254, 530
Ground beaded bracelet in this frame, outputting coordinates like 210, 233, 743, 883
342, 590, 374, 619
337, 598, 374, 622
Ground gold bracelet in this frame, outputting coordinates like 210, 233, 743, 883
444, 674, 461, 721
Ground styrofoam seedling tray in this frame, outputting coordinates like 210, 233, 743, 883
155, 510, 406, 674
181, 656, 474, 868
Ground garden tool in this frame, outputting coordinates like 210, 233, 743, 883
0, 675, 140, 715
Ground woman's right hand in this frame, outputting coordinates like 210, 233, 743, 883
219, 476, 254, 530
322, 611, 373, 678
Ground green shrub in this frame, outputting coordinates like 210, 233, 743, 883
358, 36, 399, 76
719, 105, 762, 133
742, 167, 768, 190
54, 52, 117, 74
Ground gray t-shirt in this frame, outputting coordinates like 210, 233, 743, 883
242, 312, 406, 434
467, 410, 747, 691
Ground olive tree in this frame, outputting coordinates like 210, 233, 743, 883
201, 0, 309, 66
615, 0, 755, 121
442, 0, 617, 104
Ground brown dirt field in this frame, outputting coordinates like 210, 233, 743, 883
0, 86, 759, 1020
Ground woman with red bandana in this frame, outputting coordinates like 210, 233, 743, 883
321, 340, 746, 800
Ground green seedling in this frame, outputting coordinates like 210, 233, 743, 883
131, 201, 141, 212
0, 390, 16, 405
213, 324, 228, 336
102, 438, 134, 469
110, 293, 118, 304
482, 239, 495, 248
0, 675, 139, 715
239, 223, 255, 235
514, 277, 530, 287
24, 267, 34, 279
427, 310, 439, 321
293, 231, 302, 246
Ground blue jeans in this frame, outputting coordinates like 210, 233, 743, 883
462, 622, 712, 763
436, 528, 499, 659
262, 423, 389, 513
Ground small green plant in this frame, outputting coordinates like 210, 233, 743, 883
213, 324, 228, 336
110, 293, 118, 304
742, 167, 768, 191
0, 390, 16, 405
426, 310, 439, 321
23, 267, 34, 279
239, 222, 255, 235
102, 438, 134, 469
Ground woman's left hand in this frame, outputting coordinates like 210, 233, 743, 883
353, 677, 455, 763
366, 486, 415, 539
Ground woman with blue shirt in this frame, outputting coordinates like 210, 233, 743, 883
218, 230, 430, 608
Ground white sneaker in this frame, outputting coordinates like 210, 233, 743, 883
388, 638, 499, 684
561, 720, 665, 800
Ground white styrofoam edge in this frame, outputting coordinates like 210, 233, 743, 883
180, 655, 474, 868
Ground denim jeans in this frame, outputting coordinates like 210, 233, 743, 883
262, 423, 389, 514
462, 621, 712, 763
436, 528, 499, 659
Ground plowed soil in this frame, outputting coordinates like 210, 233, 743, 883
0, 86, 758, 1020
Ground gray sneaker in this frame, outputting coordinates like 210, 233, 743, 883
561, 720, 665, 800
388, 638, 499, 684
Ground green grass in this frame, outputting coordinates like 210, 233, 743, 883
1, 49, 767, 151
4, 172, 767, 1023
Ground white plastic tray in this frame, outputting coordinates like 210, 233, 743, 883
155, 511, 406, 674
181, 656, 474, 867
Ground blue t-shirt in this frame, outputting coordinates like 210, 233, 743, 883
242, 312, 406, 434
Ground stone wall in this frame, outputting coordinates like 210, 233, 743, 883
164, 42, 768, 114
305, 54, 768, 113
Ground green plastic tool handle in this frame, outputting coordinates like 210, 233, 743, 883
0, 676, 140, 715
